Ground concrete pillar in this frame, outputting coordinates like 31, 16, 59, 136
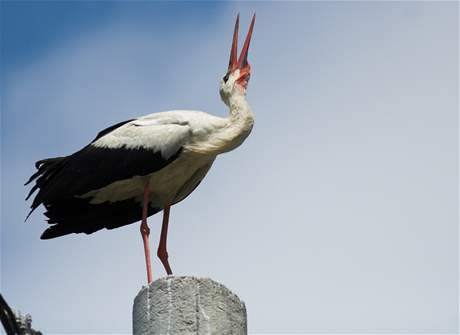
133, 276, 247, 335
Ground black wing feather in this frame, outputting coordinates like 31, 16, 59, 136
40, 197, 161, 239
26, 119, 183, 238
28, 145, 181, 214
91, 119, 134, 143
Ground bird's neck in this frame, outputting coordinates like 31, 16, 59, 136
213, 91, 254, 154
184, 90, 254, 156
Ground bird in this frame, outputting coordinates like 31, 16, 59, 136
25, 14, 256, 283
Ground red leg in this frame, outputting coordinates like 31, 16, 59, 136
140, 181, 153, 284
157, 205, 173, 275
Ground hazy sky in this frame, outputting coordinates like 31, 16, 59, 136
1, 1, 458, 334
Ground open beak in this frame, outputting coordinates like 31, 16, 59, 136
228, 13, 256, 86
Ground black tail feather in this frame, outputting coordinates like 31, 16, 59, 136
35, 157, 64, 169
25, 170, 42, 186
25, 156, 67, 220
40, 197, 160, 239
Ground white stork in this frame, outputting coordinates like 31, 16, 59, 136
25, 14, 256, 283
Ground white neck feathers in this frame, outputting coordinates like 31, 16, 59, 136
212, 91, 254, 154
187, 90, 254, 156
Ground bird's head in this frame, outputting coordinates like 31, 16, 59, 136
220, 14, 255, 104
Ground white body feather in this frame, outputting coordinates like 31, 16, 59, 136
84, 87, 254, 207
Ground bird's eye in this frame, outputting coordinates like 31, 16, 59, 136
223, 73, 230, 83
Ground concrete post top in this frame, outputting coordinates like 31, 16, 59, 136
135, 276, 245, 303
133, 276, 247, 335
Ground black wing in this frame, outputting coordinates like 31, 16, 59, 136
25, 118, 186, 238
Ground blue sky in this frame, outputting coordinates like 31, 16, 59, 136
1, 1, 458, 334
2, 2, 225, 71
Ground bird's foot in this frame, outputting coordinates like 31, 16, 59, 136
157, 248, 173, 275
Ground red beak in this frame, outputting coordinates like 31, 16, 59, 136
228, 14, 256, 73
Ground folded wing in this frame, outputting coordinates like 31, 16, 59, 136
25, 117, 191, 237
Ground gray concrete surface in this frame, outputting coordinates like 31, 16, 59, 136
133, 276, 247, 335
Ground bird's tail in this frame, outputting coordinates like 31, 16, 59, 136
25, 156, 66, 220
